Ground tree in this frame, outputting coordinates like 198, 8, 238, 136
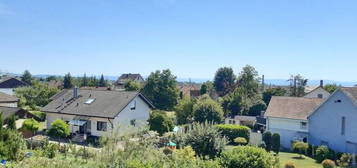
148, 110, 174, 135
63, 73, 74, 89
99, 74, 106, 87
124, 80, 141, 91
81, 73, 88, 87
271, 133, 281, 154
262, 87, 286, 105
7, 115, 16, 130
237, 65, 260, 98
213, 67, 236, 96
45, 75, 57, 82
0, 112, 3, 141
262, 131, 272, 152
175, 97, 196, 125
248, 100, 267, 116
141, 69, 179, 110
288, 75, 308, 97
15, 82, 59, 108
292, 142, 308, 158
21, 118, 40, 149
324, 84, 338, 93
47, 119, 70, 144
200, 84, 208, 95
21, 70, 33, 85
193, 96, 224, 123
220, 89, 243, 116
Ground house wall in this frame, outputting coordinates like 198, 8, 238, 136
304, 87, 330, 99
267, 117, 308, 149
0, 88, 14, 95
0, 102, 17, 107
113, 96, 151, 128
309, 91, 357, 153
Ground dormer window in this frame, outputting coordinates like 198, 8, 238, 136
318, 94, 323, 99
130, 100, 136, 110
335, 99, 342, 103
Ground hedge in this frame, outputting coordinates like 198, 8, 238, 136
215, 124, 250, 142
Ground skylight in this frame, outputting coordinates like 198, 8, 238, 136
84, 98, 95, 104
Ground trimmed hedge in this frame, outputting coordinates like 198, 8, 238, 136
216, 124, 250, 142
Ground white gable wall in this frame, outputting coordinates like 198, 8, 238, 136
267, 117, 308, 149
304, 87, 330, 99
0, 88, 14, 95
309, 90, 357, 153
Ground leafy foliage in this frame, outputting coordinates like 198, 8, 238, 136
6, 114, 16, 130
292, 142, 308, 158
0, 129, 26, 161
47, 119, 70, 139
176, 122, 227, 158
324, 84, 338, 93
21, 70, 33, 85
141, 69, 179, 110
99, 74, 107, 87
213, 67, 236, 96
271, 133, 281, 154
215, 124, 250, 142
148, 110, 174, 135
315, 146, 333, 163
321, 159, 336, 168
262, 131, 272, 152
175, 97, 196, 125
193, 96, 224, 123
288, 75, 308, 97
200, 83, 208, 95
234, 137, 247, 146
22, 118, 40, 133
219, 146, 277, 168
124, 79, 142, 91
236, 65, 261, 98
63, 73, 74, 89
15, 82, 59, 108
263, 87, 286, 105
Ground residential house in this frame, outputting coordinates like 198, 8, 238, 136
0, 92, 19, 107
225, 115, 257, 127
309, 87, 357, 154
178, 84, 201, 98
115, 73, 145, 89
0, 77, 28, 95
304, 80, 330, 99
42, 88, 154, 139
0, 106, 37, 120
265, 96, 324, 149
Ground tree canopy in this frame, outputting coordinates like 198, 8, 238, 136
21, 70, 33, 85
124, 80, 141, 91
47, 119, 70, 139
214, 67, 236, 97
141, 69, 179, 110
262, 87, 286, 105
63, 73, 74, 89
175, 97, 196, 125
193, 96, 224, 123
288, 75, 308, 97
148, 110, 174, 135
324, 84, 338, 93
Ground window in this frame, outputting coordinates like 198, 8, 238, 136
341, 117, 346, 135
318, 94, 323, 99
130, 119, 136, 127
97, 121, 107, 131
300, 122, 307, 129
335, 99, 342, 103
130, 100, 136, 110
84, 98, 95, 104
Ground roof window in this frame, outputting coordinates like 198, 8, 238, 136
84, 98, 95, 104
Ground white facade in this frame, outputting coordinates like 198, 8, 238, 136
267, 117, 308, 149
0, 88, 14, 96
304, 87, 330, 99
46, 95, 151, 137
0, 102, 17, 107
309, 90, 357, 153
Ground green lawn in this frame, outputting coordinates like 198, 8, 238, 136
279, 152, 322, 168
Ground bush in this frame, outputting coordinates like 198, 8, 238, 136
315, 146, 332, 163
337, 153, 352, 168
176, 122, 227, 158
148, 110, 174, 135
284, 162, 296, 168
47, 119, 70, 139
292, 142, 308, 158
271, 133, 280, 154
219, 146, 277, 168
234, 137, 247, 146
32, 111, 46, 121
215, 124, 250, 142
193, 98, 224, 123
322, 159, 336, 168
262, 131, 272, 151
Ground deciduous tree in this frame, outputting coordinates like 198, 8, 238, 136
213, 67, 236, 96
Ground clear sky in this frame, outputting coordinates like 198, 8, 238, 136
1, 0, 357, 81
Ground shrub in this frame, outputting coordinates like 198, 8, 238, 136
337, 153, 351, 167
215, 124, 250, 142
174, 146, 196, 160
47, 119, 70, 140
193, 98, 224, 123
219, 146, 277, 168
322, 159, 336, 168
315, 146, 332, 163
262, 131, 272, 152
292, 141, 308, 158
234, 137, 247, 146
43, 143, 59, 158
148, 110, 174, 135
271, 133, 280, 154
32, 111, 46, 121
176, 122, 227, 158
0, 129, 26, 161
284, 162, 296, 168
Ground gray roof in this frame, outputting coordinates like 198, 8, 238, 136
265, 96, 324, 120
0, 106, 22, 119
340, 87, 357, 104
0, 92, 18, 102
42, 89, 154, 118
118, 74, 144, 82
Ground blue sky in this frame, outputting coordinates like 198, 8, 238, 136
1, 0, 357, 81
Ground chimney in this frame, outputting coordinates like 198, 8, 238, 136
73, 87, 80, 98
320, 80, 324, 87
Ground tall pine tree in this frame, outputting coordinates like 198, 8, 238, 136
63, 73, 74, 89
21, 70, 33, 85
99, 74, 106, 87
82, 73, 88, 87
